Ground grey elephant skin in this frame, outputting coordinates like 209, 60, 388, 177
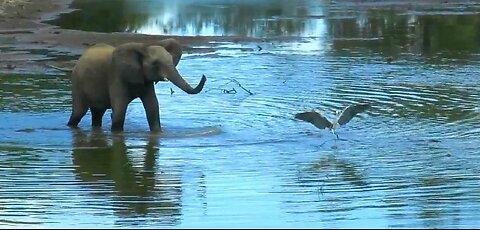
67, 39, 207, 132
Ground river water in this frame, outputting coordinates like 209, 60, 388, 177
1, 0, 480, 228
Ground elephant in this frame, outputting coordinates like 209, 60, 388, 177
67, 38, 207, 132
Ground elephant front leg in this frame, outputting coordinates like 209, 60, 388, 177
111, 101, 128, 132
141, 90, 161, 133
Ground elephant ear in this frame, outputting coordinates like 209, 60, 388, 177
157, 38, 182, 66
112, 43, 147, 84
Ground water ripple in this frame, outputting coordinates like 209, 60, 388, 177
0, 37, 480, 228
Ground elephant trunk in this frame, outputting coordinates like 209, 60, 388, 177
167, 68, 206, 94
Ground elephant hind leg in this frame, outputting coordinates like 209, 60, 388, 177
67, 97, 88, 128
91, 108, 107, 127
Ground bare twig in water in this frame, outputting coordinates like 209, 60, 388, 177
170, 88, 174, 95
232, 79, 254, 95
204, 79, 254, 95
45, 64, 72, 72
221, 88, 237, 94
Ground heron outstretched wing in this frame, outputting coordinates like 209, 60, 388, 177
295, 111, 333, 130
336, 103, 370, 126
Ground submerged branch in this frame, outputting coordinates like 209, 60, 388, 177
45, 64, 73, 72
204, 79, 254, 95
232, 79, 254, 95
222, 88, 237, 94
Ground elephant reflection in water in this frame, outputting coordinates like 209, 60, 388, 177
71, 129, 181, 223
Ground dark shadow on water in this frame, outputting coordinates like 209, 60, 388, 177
71, 128, 182, 226
0, 74, 71, 113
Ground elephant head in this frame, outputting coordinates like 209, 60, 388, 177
112, 39, 206, 94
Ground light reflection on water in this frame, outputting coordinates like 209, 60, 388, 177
51, 0, 328, 37
1, 0, 480, 228
49, 0, 480, 56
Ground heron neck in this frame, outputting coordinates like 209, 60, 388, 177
332, 122, 340, 130
332, 113, 341, 129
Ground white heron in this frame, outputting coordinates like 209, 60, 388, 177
294, 103, 370, 139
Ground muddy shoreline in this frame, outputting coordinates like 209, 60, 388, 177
0, 0, 269, 74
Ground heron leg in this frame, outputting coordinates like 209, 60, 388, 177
331, 129, 339, 139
